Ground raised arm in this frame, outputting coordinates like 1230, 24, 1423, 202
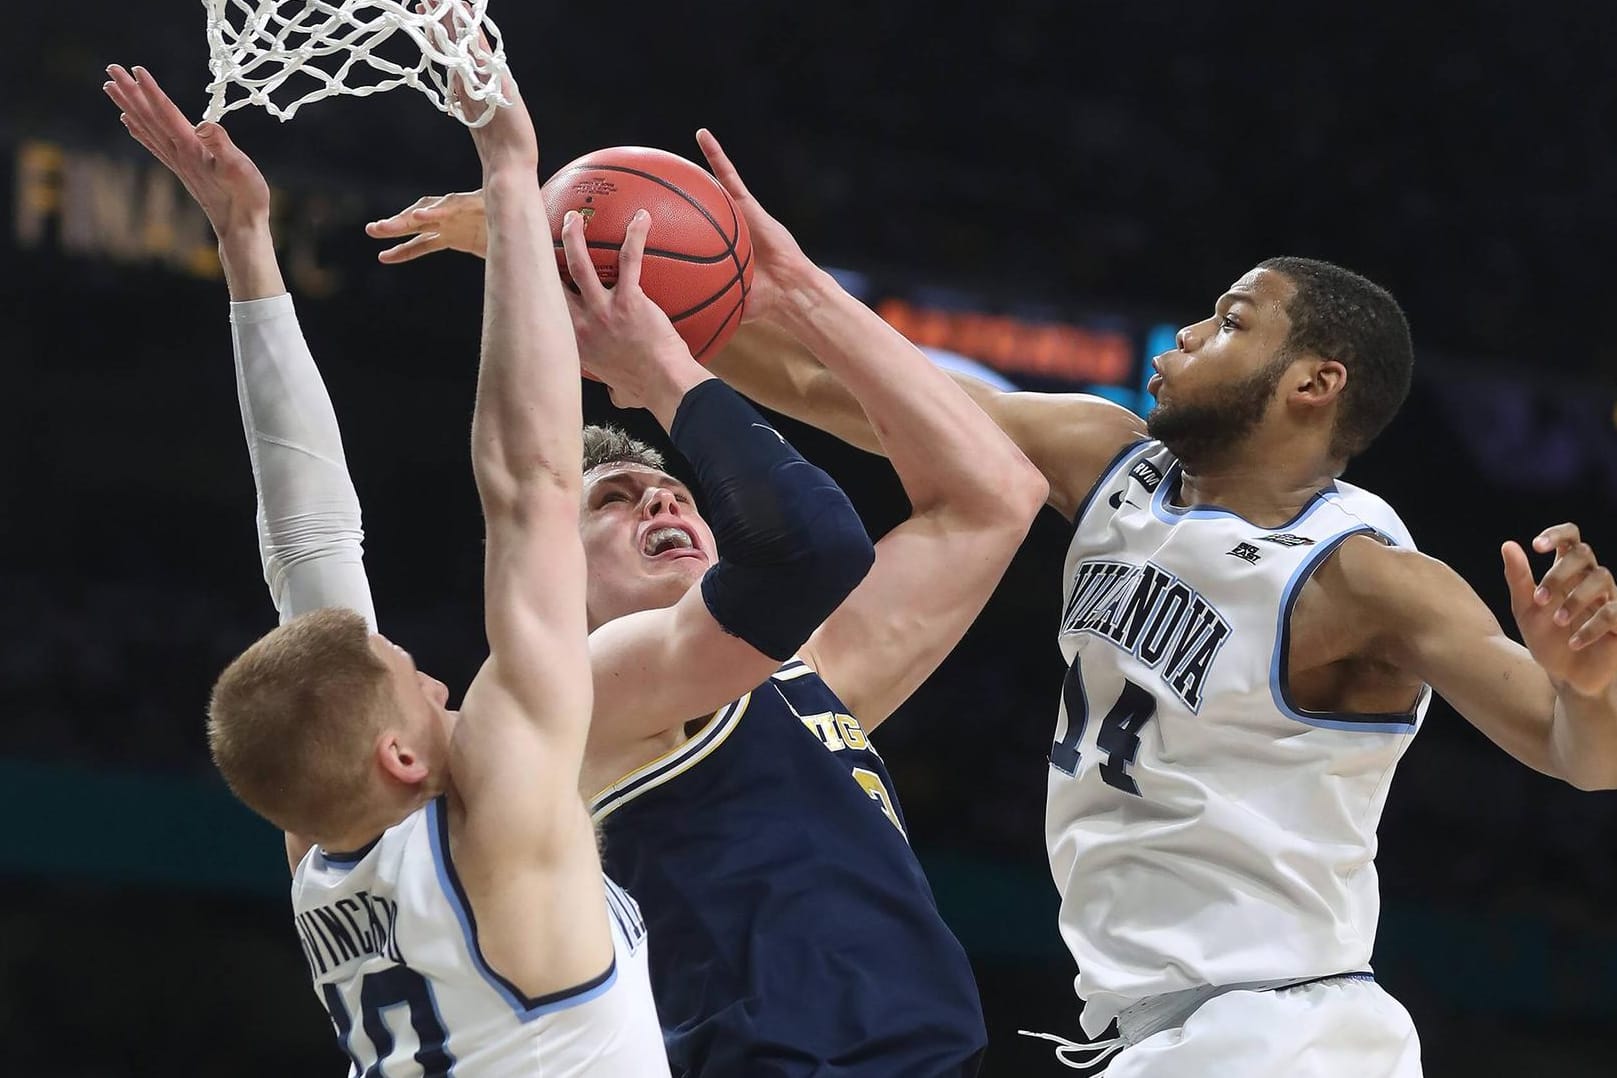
443, 54, 617, 997
104, 66, 374, 627
455, 84, 592, 781
1322, 524, 1617, 790
694, 130, 1048, 726
105, 66, 377, 871
710, 323, 1147, 521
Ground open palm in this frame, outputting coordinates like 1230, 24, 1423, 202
103, 65, 270, 238
1505, 526, 1617, 697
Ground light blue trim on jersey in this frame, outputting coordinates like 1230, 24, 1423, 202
314, 836, 380, 873
1150, 460, 1340, 530
1269, 525, 1422, 734
425, 798, 620, 1022
1069, 438, 1154, 534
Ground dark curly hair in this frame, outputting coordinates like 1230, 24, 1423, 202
1260, 257, 1414, 459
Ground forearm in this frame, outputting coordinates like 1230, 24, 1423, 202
230, 293, 374, 627
218, 220, 286, 302
708, 324, 887, 456
472, 166, 582, 509
769, 269, 1044, 516
670, 380, 874, 660
1550, 685, 1617, 790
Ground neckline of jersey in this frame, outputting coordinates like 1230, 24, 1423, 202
1151, 461, 1339, 531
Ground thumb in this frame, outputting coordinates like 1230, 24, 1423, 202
196, 121, 244, 161
1501, 540, 1537, 614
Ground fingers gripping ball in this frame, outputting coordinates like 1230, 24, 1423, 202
542, 147, 754, 362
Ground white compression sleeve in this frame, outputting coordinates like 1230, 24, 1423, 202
231, 294, 378, 629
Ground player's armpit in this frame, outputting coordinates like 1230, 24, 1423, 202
586, 592, 784, 751
1321, 535, 1564, 780
971, 390, 1147, 519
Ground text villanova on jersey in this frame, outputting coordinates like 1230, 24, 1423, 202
1060, 559, 1232, 712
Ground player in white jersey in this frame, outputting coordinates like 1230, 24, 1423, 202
102, 46, 669, 1077
707, 256, 1617, 1075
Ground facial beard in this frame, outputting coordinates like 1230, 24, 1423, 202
1146, 354, 1292, 472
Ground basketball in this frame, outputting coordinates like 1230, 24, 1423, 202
542, 147, 754, 362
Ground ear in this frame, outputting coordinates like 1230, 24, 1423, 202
376, 731, 430, 787
1291, 358, 1347, 409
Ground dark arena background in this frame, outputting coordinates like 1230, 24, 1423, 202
6, 3, 1617, 1075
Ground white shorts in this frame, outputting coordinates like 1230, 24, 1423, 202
1106, 976, 1422, 1078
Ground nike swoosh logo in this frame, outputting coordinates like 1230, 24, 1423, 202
1108, 491, 1141, 510
752, 423, 786, 445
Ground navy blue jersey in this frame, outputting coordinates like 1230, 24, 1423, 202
592, 659, 987, 1078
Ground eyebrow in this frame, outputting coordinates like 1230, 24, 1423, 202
587, 471, 690, 498
1216, 290, 1260, 312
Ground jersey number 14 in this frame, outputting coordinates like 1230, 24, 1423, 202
1049, 656, 1157, 796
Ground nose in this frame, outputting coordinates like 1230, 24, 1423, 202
641, 487, 681, 517
1175, 324, 1196, 352
420, 673, 449, 708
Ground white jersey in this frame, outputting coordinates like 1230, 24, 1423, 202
1048, 440, 1430, 1036
292, 797, 669, 1076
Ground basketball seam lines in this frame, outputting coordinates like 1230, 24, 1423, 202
561, 163, 740, 261
554, 159, 752, 353
550, 239, 736, 267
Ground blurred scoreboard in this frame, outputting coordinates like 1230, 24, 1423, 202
830, 267, 1169, 417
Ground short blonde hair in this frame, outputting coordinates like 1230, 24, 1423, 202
207, 608, 391, 837
583, 424, 665, 475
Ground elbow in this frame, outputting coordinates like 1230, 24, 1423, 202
1005, 457, 1051, 522
701, 502, 873, 663
474, 456, 581, 518
922, 454, 1050, 530
804, 500, 877, 600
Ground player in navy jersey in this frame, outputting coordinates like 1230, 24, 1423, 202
709, 257, 1617, 1077
371, 130, 1048, 1075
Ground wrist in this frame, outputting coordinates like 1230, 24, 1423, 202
643, 353, 717, 430
478, 151, 541, 183
767, 266, 843, 333
214, 212, 273, 248
217, 220, 286, 302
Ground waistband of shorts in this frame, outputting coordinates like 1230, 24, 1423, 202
1116, 971, 1376, 1046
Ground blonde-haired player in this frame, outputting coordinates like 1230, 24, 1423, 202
102, 45, 669, 1076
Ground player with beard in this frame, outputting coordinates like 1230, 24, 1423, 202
707, 257, 1617, 1077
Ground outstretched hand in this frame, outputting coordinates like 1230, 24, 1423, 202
367, 191, 489, 263
1503, 523, 1617, 697
559, 207, 703, 420
102, 65, 270, 239
694, 129, 815, 325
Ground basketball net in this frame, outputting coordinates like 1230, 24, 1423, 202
201, 0, 512, 127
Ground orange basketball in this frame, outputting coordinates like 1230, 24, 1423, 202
542, 147, 754, 363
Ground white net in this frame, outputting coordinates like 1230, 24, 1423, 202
202, 0, 511, 127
